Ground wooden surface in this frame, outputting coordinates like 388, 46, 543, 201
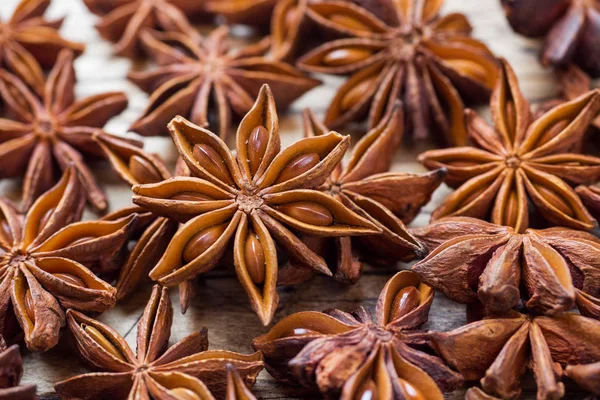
0, 0, 589, 398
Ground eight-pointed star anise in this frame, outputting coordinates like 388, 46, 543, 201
128, 27, 320, 140
0, 49, 139, 213
252, 271, 463, 398
0, 167, 135, 352
0, 0, 84, 96
132, 85, 380, 325
296, 0, 498, 145
419, 59, 600, 232
54, 285, 264, 400
0, 335, 36, 399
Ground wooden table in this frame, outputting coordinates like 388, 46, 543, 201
1, 0, 589, 398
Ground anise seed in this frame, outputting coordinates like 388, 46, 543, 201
354, 378, 377, 400
25, 289, 35, 321
444, 59, 488, 83
278, 202, 334, 226
247, 125, 269, 175
129, 155, 163, 184
389, 287, 420, 322
192, 144, 234, 185
504, 190, 519, 228
340, 75, 377, 111
398, 378, 425, 400
533, 184, 574, 217
83, 324, 127, 362
505, 101, 517, 138
280, 327, 320, 338
322, 48, 373, 66
170, 388, 201, 400
182, 223, 228, 263
170, 192, 212, 201
330, 14, 371, 31
274, 153, 320, 184
53, 273, 86, 287
244, 232, 266, 284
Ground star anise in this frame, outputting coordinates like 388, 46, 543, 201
132, 85, 380, 325
54, 285, 264, 399
564, 360, 600, 396
296, 0, 499, 145
82, 0, 205, 57
412, 216, 600, 317
0, 167, 135, 352
0, 0, 84, 96
419, 59, 600, 232
501, 0, 600, 77
128, 26, 320, 140
0, 49, 139, 213
429, 310, 600, 399
0, 336, 36, 399
252, 271, 463, 398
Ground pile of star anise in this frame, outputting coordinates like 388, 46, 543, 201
1, 0, 600, 398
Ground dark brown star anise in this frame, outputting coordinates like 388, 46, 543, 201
296, 0, 499, 145
128, 26, 320, 140
0, 49, 139, 213
252, 271, 463, 398
0, 336, 36, 399
54, 285, 263, 400
0, 0, 84, 96
0, 167, 135, 352
501, 0, 600, 77
132, 85, 380, 325
419, 59, 600, 232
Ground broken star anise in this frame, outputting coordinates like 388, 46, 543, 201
128, 26, 320, 140
419, 59, 600, 232
0, 167, 135, 352
54, 285, 264, 400
0, 49, 139, 213
132, 85, 380, 325
0, 336, 36, 399
296, 0, 499, 145
252, 271, 463, 398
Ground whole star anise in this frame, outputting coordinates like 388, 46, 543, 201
0, 336, 36, 399
0, 49, 139, 213
419, 59, 600, 232
54, 285, 264, 400
132, 85, 380, 325
128, 27, 320, 140
296, 0, 499, 145
0, 0, 84, 96
0, 167, 135, 351
252, 271, 463, 398
501, 0, 600, 77
82, 0, 205, 57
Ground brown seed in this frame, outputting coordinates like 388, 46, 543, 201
444, 59, 488, 83
182, 223, 228, 263
247, 125, 269, 175
278, 201, 334, 226
83, 324, 127, 362
504, 190, 519, 228
170, 388, 201, 400
330, 13, 371, 31
533, 184, 574, 217
244, 231, 266, 284
537, 119, 568, 146
192, 144, 234, 185
389, 287, 421, 322
397, 378, 425, 400
354, 378, 377, 400
274, 153, 320, 184
340, 75, 376, 111
129, 155, 163, 184
53, 273, 86, 287
280, 327, 320, 338
25, 289, 35, 321
322, 48, 373, 66
170, 192, 212, 201
504, 101, 517, 139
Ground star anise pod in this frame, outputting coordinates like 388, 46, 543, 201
54, 285, 263, 399
82, 0, 205, 58
501, 0, 600, 77
128, 27, 320, 140
429, 310, 600, 399
564, 360, 600, 396
296, 0, 499, 145
0, 167, 135, 352
132, 85, 380, 325
0, 0, 84, 96
412, 216, 600, 317
419, 59, 600, 232
0, 49, 139, 213
252, 271, 463, 398
0, 336, 36, 399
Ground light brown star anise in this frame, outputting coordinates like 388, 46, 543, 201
54, 285, 263, 400
252, 271, 463, 398
0, 0, 84, 96
564, 360, 600, 396
82, 0, 205, 58
0, 49, 139, 213
0, 336, 36, 400
128, 26, 320, 140
419, 59, 600, 232
0, 167, 135, 352
296, 0, 499, 145
502, 0, 600, 77
132, 85, 380, 325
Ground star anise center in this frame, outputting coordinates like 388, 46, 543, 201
34, 115, 58, 139
0, 23, 12, 43
236, 192, 264, 213
198, 55, 227, 79
365, 323, 394, 342
505, 155, 522, 169
389, 24, 430, 60
7, 248, 31, 265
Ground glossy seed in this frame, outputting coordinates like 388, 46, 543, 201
192, 144, 234, 185
39, 208, 54, 232
504, 190, 519, 228
537, 119, 568, 146
444, 59, 487, 83
244, 231, 266, 284
505, 101, 517, 139
354, 378, 377, 400
170, 388, 201, 400
25, 289, 35, 321
398, 378, 425, 400
53, 273, 86, 287
129, 155, 163, 184
170, 192, 212, 201
330, 13, 371, 31
389, 286, 421, 322
274, 153, 320, 184
278, 201, 334, 226
280, 327, 320, 338
533, 184, 574, 217
340, 75, 376, 111
247, 125, 269, 175
322, 48, 373, 66
83, 324, 127, 362
182, 223, 228, 263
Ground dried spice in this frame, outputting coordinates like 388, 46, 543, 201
132, 85, 380, 325
564, 360, 600, 396
502, 0, 600, 77
0, 336, 36, 399
296, 0, 498, 145
54, 285, 263, 399
0, 0, 84, 96
0, 49, 139, 213
128, 26, 320, 140
0, 167, 134, 351
252, 271, 463, 398
429, 310, 600, 399
419, 59, 600, 232
82, 0, 205, 57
